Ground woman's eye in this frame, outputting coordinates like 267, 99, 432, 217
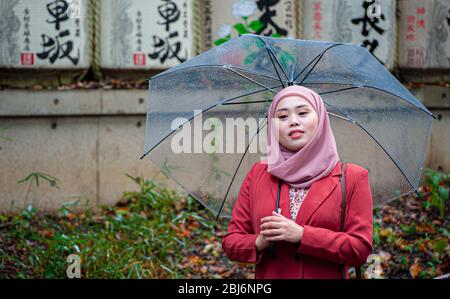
279, 115, 287, 119
299, 112, 308, 115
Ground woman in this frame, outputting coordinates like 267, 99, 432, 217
221, 85, 373, 279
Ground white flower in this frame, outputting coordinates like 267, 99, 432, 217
217, 24, 232, 38
232, 0, 257, 19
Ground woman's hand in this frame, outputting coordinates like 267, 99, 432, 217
260, 209, 304, 243
255, 234, 271, 251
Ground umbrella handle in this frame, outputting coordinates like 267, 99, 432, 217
268, 241, 276, 260
268, 179, 282, 260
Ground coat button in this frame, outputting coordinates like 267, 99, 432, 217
294, 253, 301, 261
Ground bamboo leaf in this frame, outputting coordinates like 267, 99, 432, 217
234, 23, 249, 35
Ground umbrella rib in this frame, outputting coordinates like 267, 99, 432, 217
292, 53, 321, 83
150, 64, 283, 83
255, 36, 288, 86
322, 100, 417, 192
266, 45, 290, 83
266, 49, 286, 88
327, 112, 352, 122
224, 66, 280, 93
269, 48, 291, 85
298, 82, 434, 119
293, 49, 434, 119
221, 85, 361, 105
318, 85, 362, 95
221, 99, 271, 105
221, 82, 429, 122
140, 84, 283, 160
215, 113, 269, 220
230, 66, 283, 84
221, 99, 351, 122
293, 43, 343, 83
299, 44, 343, 85
361, 85, 435, 118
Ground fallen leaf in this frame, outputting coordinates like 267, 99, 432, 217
379, 228, 393, 237
409, 259, 422, 278
38, 230, 54, 238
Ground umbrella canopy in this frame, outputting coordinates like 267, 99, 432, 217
140, 33, 434, 220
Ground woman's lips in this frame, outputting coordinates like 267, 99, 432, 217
289, 130, 304, 139
289, 132, 303, 139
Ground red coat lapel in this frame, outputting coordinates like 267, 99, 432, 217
269, 161, 342, 225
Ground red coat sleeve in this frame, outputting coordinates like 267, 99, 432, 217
222, 164, 264, 264
296, 168, 373, 266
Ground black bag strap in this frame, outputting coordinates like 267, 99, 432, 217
339, 162, 362, 279
339, 162, 346, 232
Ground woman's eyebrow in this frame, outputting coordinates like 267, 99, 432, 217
276, 105, 308, 113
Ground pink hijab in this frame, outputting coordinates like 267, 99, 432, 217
266, 85, 340, 189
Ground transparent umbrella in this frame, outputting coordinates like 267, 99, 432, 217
140, 33, 434, 220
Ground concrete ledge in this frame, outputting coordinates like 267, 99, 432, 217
0, 89, 148, 117
410, 85, 450, 109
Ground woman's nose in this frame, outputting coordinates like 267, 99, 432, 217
289, 115, 300, 126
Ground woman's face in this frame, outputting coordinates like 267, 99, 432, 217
273, 96, 319, 151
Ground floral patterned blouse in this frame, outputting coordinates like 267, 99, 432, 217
289, 186, 309, 221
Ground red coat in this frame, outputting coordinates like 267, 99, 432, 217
222, 160, 373, 279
